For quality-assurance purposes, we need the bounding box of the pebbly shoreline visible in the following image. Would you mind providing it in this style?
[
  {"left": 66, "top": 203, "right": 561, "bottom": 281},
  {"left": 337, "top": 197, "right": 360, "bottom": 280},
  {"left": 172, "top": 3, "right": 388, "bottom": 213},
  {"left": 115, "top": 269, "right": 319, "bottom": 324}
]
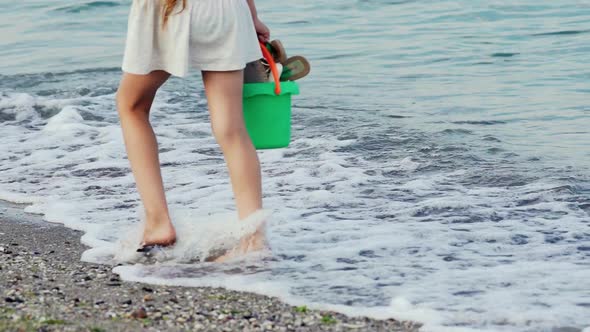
[{"left": 0, "top": 200, "right": 422, "bottom": 331}]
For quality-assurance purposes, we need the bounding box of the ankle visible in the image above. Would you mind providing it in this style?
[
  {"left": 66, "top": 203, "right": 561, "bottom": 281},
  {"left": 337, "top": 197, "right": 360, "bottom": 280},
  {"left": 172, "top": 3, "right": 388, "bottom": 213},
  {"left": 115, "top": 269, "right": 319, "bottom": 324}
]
[
  {"left": 144, "top": 210, "right": 171, "bottom": 226},
  {"left": 238, "top": 206, "right": 263, "bottom": 221}
]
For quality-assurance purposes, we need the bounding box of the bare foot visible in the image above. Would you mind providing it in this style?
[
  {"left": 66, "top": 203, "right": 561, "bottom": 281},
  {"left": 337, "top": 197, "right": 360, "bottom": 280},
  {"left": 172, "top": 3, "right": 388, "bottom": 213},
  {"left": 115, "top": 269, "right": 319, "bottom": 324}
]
[
  {"left": 141, "top": 220, "right": 176, "bottom": 248},
  {"left": 213, "top": 227, "right": 267, "bottom": 263}
]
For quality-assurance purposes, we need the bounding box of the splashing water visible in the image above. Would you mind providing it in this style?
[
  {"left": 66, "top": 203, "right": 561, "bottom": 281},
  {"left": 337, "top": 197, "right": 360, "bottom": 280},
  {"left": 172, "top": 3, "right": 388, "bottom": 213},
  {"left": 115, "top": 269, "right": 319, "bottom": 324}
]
[{"left": 1, "top": 1, "right": 590, "bottom": 331}]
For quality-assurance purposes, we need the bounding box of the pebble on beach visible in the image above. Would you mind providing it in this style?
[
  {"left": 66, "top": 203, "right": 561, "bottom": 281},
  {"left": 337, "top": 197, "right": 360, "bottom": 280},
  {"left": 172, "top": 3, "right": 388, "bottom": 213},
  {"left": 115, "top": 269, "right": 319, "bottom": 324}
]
[{"left": 0, "top": 203, "right": 422, "bottom": 331}]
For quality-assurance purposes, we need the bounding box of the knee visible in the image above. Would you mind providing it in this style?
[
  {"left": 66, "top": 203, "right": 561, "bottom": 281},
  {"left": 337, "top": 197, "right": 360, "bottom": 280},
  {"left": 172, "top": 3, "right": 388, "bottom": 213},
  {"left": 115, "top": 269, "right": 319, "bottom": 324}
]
[
  {"left": 115, "top": 90, "right": 150, "bottom": 117},
  {"left": 211, "top": 121, "right": 250, "bottom": 148}
]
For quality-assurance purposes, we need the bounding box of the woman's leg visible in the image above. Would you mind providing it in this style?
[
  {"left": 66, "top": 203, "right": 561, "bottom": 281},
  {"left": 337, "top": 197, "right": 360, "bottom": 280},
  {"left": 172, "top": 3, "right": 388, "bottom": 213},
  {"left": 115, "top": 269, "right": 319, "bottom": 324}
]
[
  {"left": 116, "top": 70, "right": 176, "bottom": 247},
  {"left": 201, "top": 70, "right": 263, "bottom": 219},
  {"left": 202, "top": 70, "right": 265, "bottom": 261}
]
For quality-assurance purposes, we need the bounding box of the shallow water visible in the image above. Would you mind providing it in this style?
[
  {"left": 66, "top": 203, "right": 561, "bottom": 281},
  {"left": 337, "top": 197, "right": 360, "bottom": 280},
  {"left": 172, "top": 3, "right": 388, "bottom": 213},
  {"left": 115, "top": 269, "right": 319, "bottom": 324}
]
[{"left": 1, "top": 1, "right": 589, "bottom": 331}]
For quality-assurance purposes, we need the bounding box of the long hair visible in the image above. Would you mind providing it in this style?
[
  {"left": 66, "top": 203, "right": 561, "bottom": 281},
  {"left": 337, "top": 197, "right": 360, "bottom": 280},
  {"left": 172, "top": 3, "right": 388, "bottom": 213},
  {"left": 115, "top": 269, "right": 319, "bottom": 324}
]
[{"left": 162, "top": 0, "right": 186, "bottom": 27}]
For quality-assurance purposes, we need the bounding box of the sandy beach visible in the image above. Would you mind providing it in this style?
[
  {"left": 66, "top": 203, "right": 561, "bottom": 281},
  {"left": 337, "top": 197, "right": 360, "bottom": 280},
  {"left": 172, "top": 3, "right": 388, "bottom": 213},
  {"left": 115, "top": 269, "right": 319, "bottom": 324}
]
[{"left": 0, "top": 200, "right": 421, "bottom": 332}]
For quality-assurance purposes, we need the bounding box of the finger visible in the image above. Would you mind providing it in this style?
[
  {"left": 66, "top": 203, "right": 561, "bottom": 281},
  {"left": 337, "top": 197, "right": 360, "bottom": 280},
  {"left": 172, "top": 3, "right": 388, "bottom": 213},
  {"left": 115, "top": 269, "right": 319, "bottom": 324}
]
[{"left": 258, "top": 34, "right": 269, "bottom": 43}]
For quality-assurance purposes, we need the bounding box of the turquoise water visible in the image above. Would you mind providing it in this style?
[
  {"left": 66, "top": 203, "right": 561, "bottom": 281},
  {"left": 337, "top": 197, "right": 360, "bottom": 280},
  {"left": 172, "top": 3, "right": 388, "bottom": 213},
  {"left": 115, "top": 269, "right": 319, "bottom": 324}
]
[
  {"left": 1, "top": 1, "right": 589, "bottom": 331},
  {"left": 2, "top": 1, "right": 589, "bottom": 167}
]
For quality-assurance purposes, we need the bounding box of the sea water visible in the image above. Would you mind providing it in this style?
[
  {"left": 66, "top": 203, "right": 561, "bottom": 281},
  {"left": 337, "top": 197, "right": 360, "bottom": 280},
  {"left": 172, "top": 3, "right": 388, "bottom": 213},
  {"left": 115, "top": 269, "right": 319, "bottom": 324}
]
[{"left": 1, "top": 1, "right": 589, "bottom": 331}]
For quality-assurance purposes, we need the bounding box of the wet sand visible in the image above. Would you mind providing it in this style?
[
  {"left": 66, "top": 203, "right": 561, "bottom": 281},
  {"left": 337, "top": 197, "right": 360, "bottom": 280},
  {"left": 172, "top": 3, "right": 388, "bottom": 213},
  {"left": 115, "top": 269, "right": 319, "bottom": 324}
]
[{"left": 0, "top": 200, "right": 422, "bottom": 331}]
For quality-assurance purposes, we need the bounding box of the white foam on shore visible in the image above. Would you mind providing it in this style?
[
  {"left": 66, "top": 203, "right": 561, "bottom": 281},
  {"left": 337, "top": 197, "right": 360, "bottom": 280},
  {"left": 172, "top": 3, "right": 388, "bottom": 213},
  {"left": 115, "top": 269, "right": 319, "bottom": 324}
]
[
  {"left": 106, "top": 209, "right": 271, "bottom": 264},
  {"left": 1, "top": 89, "right": 589, "bottom": 331}
]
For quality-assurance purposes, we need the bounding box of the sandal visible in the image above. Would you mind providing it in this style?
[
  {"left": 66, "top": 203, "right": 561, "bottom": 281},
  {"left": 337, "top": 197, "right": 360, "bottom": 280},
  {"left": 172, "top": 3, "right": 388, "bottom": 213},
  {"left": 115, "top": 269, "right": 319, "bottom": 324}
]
[
  {"left": 280, "top": 56, "right": 311, "bottom": 81},
  {"left": 269, "top": 40, "right": 288, "bottom": 64}
]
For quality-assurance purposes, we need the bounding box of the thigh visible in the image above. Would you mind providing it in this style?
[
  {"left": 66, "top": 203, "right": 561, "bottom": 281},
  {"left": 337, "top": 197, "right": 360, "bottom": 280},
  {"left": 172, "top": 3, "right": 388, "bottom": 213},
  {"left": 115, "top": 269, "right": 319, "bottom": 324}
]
[
  {"left": 117, "top": 70, "right": 171, "bottom": 111},
  {"left": 201, "top": 70, "right": 245, "bottom": 128}
]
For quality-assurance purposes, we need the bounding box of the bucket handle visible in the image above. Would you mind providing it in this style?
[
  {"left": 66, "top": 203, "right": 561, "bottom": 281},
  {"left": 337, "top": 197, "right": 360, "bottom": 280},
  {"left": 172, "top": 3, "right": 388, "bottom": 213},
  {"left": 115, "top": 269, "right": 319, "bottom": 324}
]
[{"left": 259, "top": 41, "right": 281, "bottom": 95}]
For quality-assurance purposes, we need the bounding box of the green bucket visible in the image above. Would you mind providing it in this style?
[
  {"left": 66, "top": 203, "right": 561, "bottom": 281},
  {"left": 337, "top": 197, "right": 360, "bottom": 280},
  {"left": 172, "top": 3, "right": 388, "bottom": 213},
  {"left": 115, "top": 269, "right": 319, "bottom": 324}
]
[{"left": 243, "top": 81, "right": 300, "bottom": 149}]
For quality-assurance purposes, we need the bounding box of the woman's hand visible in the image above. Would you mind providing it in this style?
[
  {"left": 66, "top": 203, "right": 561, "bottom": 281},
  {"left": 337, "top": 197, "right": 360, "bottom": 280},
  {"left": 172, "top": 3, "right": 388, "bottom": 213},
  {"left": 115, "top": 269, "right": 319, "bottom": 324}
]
[{"left": 254, "top": 18, "right": 270, "bottom": 43}]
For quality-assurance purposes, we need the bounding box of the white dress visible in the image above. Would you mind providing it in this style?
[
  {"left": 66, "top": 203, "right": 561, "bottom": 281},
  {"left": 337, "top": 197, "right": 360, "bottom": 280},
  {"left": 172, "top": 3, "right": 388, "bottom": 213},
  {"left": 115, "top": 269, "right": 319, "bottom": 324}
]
[{"left": 122, "top": 0, "right": 263, "bottom": 77}]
